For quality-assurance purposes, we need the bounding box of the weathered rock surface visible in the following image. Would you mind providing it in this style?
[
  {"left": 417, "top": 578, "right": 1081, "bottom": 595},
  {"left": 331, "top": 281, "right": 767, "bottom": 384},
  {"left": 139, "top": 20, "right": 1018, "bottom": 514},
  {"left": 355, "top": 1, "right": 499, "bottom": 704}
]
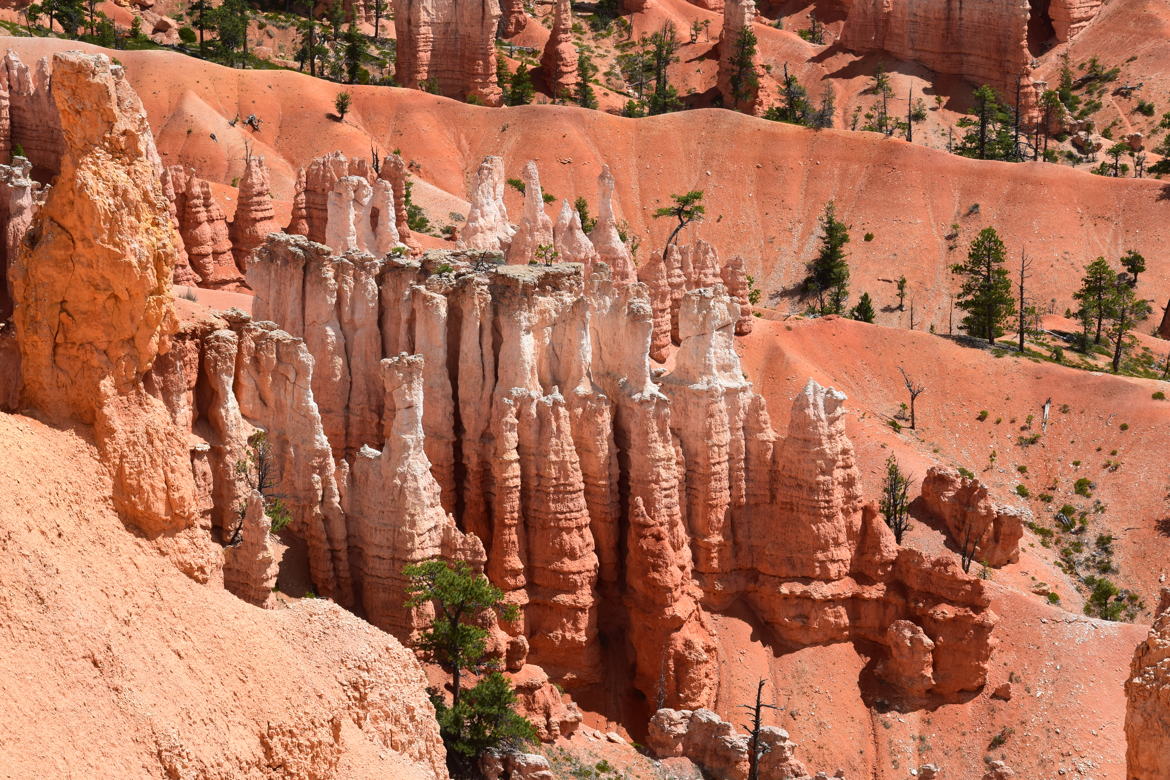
[
  {"left": 3, "top": 51, "right": 64, "bottom": 179},
  {"left": 506, "top": 160, "right": 554, "bottom": 265},
  {"left": 222, "top": 490, "right": 278, "bottom": 607},
  {"left": 588, "top": 165, "right": 635, "bottom": 283},
  {"left": 499, "top": 0, "right": 528, "bottom": 37},
  {"left": 647, "top": 708, "right": 812, "bottom": 780},
  {"left": 1126, "top": 588, "right": 1170, "bottom": 780},
  {"left": 459, "top": 155, "right": 514, "bottom": 252},
  {"left": 0, "top": 156, "right": 47, "bottom": 321},
  {"left": 286, "top": 151, "right": 375, "bottom": 245},
  {"left": 378, "top": 151, "right": 414, "bottom": 246},
  {"left": 11, "top": 52, "right": 195, "bottom": 537},
  {"left": 394, "top": 0, "right": 503, "bottom": 105},
  {"left": 920, "top": 466, "right": 1026, "bottom": 567},
  {"left": 553, "top": 197, "right": 599, "bottom": 268},
  {"left": 167, "top": 165, "right": 246, "bottom": 290},
  {"left": 541, "top": 0, "right": 579, "bottom": 98},
  {"left": 228, "top": 154, "right": 281, "bottom": 271},
  {"left": 325, "top": 175, "right": 401, "bottom": 256}
]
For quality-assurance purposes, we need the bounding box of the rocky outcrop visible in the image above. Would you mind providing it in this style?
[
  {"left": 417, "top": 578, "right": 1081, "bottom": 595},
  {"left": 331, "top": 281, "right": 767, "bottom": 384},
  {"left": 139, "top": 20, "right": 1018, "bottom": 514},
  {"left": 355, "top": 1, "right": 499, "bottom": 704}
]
[
  {"left": 720, "top": 254, "right": 753, "bottom": 335},
  {"left": 286, "top": 151, "right": 374, "bottom": 245},
  {"left": 588, "top": 165, "right": 635, "bottom": 283},
  {"left": 223, "top": 490, "right": 278, "bottom": 607},
  {"left": 242, "top": 237, "right": 997, "bottom": 705},
  {"left": 482, "top": 751, "right": 553, "bottom": 780},
  {"left": 167, "top": 165, "right": 246, "bottom": 290},
  {"left": 647, "top": 708, "right": 812, "bottom": 780},
  {"left": 717, "top": 0, "right": 763, "bottom": 114},
  {"left": 1126, "top": 588, "right": 1170, "bottom": 780},
  {"left": 160, "top": 165, "right": 197, "bottom": 286},
  {"left": 1050, "top": 0, "right": 1105, "bottom": 42},
  {"left": 229, "top": 154, "right": 281, "bottom": 271},
  {"left": 919, "top": 466, "right": 1026, "bottom": 567},
  {"left": 378, "top": 152, "right": 414, "bottom": 247},
  {"left": 325, "top": 175, "right": 401, "bottom": 256},
  {"left": 541, "top": 0, "right": 579, "bottom": 99},
  {"left": 4, "top": 51, "right": 64, "bottom": 179},
  {"left": 553, "top": 197, "right": 599, "bottom": 268},
  {"left": 838, "top": 0, "right": 1037, "bottom": 111},
  {"left": 507, "top": 664, "right": 582, "bottom": 741},
  {"left": 347, "top": 353, "right": 485, "bottom": 637},
  {"left": 459, "top": 155, "right": 514, "bottom": 252},
  {"left": 0, "top": 156, "right": 47, "bottom": 321},
  {"left": 11, "top": 52, "right": 195, "bottom": 537},
  {"left": 500, "top": 0, "right": 528, "bottom": 37},
  {"left": 394, "top": 0, "right": 503, "bottom": 105},
  {"left": 506, "top": 160, "right": 554, "bottom": 265}
]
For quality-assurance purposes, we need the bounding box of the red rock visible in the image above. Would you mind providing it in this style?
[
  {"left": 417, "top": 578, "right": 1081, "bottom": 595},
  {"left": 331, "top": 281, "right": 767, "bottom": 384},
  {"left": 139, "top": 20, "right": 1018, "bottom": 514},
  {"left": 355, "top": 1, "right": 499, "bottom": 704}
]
[
  {"left": 228, "top": 154, "right": 281, "bottom": 272},
  {"left": 378, "top": 152, "right": 414, "bottom": 247},
  {"left": 717, "top": 0, "right": 764, "bottom": 114},
  {"left": 394, "top": 0, "right": 503, "bottom": 106},
  {"left": 222, "top": 490, "right": 278, "bottom": 607},
  {"left": 1126, "top": 588, "right": 1170, "bottom": 779},
  {"left": 0, "top": 156, "right": 47, "bottom": 321},
  {"left": 506, "top": 160, "right": 554, "bottom": 265},
  {"left": 920, "top": 465, "right": 1026, "bottom": 567},
  {"left": 541, "top": 0, "right": 579, "bottom": 99},
  {"left": 168, "top": 165, "right": 245, "bottom": 290}
]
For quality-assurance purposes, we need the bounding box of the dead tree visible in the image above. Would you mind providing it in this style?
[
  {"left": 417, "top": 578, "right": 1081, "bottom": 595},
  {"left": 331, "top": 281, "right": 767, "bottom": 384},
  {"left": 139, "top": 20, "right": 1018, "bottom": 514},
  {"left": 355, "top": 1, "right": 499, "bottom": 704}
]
[
  {"left": 959, "top": 521, "right": 985, "bottom": 573},
  {"left": 739, "top": 679, "right": 780, "bottom": 780},
  {"left": 898, "top": 366, "right": 926, "bottom": 429},
  {"left": 1017, "top": 249, "right": 1033, "bottom": 353}
]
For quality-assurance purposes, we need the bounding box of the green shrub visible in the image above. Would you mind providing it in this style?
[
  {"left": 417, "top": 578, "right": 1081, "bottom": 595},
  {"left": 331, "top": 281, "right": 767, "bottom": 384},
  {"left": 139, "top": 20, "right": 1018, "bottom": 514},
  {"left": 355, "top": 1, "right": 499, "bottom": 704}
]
[
  {"left": 1153, "top": 391, "right": 1166, "bottom": 400},
  {"left": 1120, "top": 422, "right": 1130, "bottom": 431},
  {"left": 1074, "top": 478, "right": 1094, "bottom": 498},
  {"left": 977, "top": 410, "right": 989, "bottom": 421},
  {"left": 1015, "top": 484, "right": 1030, "bottom": 498}
]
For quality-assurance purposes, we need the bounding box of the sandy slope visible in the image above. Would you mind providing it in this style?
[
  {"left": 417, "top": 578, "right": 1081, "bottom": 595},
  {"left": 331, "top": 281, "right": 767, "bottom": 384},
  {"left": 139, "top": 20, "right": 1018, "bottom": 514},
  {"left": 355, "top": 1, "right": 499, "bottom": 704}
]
[
  {"left": 0, "top": 412, "right": 444, "bottom": 779},
  {"left": 4, "top": 37, "right": 1169, "bottom": 337}
]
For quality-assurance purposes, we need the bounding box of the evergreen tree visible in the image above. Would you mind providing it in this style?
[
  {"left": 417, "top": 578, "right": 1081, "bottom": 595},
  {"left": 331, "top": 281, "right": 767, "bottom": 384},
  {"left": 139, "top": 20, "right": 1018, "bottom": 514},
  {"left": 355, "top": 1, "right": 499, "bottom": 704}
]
[
  {"left": 404, "top": 560, "right": 535, "bottom": 776},
  {"left": 1105, "top": 276, "right": 1151, "bottom": 373},
  {"left": 850, "top": 291, "right": 875, "bottom": 323},
  {"left": 576, "top": 51, "right": 599, "bottom": 109},
  {"left": 507, "top": 61, "right": 535, "bottom": 105},
  {"left": 811, "top": 84, "right": 835, "bottom": 129},
  {"left": 342, "top": 22, "right": 370, "bottom": 84},
  {"left": 333, "top": 91, "right": 351, "bottom": 120},
  {"left": 954, "top": 85, "right": 1018, "bottom": 161},
  {"left": 951, "top": 227, "right": 1015, "bottom": 345},
  {"left": 727, "top": 25, "right": 759, "bottom": 109},
  {"left": 213, "top": 0, "right": 249, "bottom": 67},
  {"left": 1122, "top": 249, "right": 1146, "bottom": 285},
  {"left": 880, "top": 455, "right": 912, "bottom": 543},
  {"left": 646, "top": 23, "right": 681, "bottom": 115},
  {"left": 574, "top": 196, "right": 596, "bottom": 233},
  {"left": 764, "top": 64, "right": 811, "bottom": 126},
  {"left": 189, "top": 0, "right": 212, "bottom": 56},
  {"left": 1073, "top": 257, "right": 1116, "bottom": 346},
  {"left": 652, "top": 190, "right": 705, "bottom": 261},
  {"left": 803, "top": 201, "right": 850, "bottom": 315}
]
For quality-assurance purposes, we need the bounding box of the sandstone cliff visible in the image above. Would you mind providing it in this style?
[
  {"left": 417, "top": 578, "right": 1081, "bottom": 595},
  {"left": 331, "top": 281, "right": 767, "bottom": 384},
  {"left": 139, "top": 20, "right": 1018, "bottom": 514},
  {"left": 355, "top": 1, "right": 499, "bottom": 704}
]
[
  {"left": 394, "top": 0, "right": 503, "bottom": 105},
  {"left": 1126, "top": 588, "right": 1170, "bottom": 779},
  {"left": 229, "top": 154, "right": 282, "bottom": 271},
  {"left": 10, "top": 52, "right": 195, "bottom": 537}
]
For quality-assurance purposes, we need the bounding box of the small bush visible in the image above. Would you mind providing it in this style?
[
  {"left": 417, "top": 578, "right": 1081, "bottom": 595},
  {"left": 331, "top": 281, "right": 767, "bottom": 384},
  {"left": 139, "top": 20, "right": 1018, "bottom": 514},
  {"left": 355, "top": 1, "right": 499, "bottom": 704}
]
[
  {"left": 988, "top": 726, "right": 1014, "bottom": 750},
  {"left": 1074, "top": 478, "right": 1094, "bottom": 498},
  {"left": 1016, "top": 464, "right": 1028, "bottom": 474},
  {"left": 1046, "top": 591, "right": 1061, "bottom": 605},
  {"left": 1016, "top": 484, "right": 1030, "bottom": 498},
  {"left": 1120, "top": 422, "right": 1130, "bottom": 431},
  {"left": 1154, "top": 391, "right": 1166, "bottom": 400},
  {"left": 958, "top": 466, "right": 976, "bottom": 480},
  {"left": 977, "top": 410, "right": 989, "bottom": 421},
  {"left": 864, "top": 232, "right": 875, "bottom": 242}
]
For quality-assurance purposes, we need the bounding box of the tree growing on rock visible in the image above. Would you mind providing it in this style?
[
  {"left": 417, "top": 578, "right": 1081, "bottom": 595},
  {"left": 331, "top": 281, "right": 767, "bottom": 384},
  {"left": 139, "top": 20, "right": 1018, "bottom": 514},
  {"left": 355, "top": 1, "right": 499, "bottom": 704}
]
[
  {"left": 952, "top": 227, "right": 1015, "bottom": 345},
  {"left": 880, "top": 455, "right": 912, "bottom": 543},
  {"left": 727, "top": 25, "right": 760, "bottom": 110},
  {"left": 803, "top": 201, "right": 850, "bottom": 315},
  {"left": 653, "top": 190, "right": 705, "bottom": 261},
  {"left": 404, "top": 560, "right": 535, "bottom": 775}
]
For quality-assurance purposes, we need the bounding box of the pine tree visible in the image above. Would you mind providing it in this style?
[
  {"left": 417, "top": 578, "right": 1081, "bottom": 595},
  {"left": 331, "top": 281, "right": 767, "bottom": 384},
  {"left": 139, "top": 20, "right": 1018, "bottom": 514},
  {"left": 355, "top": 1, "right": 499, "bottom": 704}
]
[
  {"left": 1105, "top": 275, "right": 1151, "bottom": 373},
  {"left": 646, "top": 23, "right": 682, "bottom": 115},
  {"left": 1073, "top": 257, "right": 1116, "bottom": 346},
  {"left": 954, "top": 85, "right": 1018, "bottom": 161},
  {"left": 576, "top": 51, "right": 599, "bottom": 109},
  {"left": 803, "top": 202, "right": 850, "bottom": 315},
  {"left": 342, "top": 22, "right": 370, "bottom": 84},
  {"left": 404, "top": 560, "right": 535, "bottom": 775},
  {"left": 507, "top": 62, "right": 535, "bottom": 106},
  {"left": 951, "top": 226, "right": 1015, "bottom": 345},
  {"left": 764, "top": 64, "right": 811, "bottom": 126},
  {"left": 652, "top": 190, "right": 705, "bottom": 261},
  {"left": 727, "top": 25, "right": 759, "bottom": 110},
  {"left": 880, "top": 455, "right": 912, "bottom": 543},
  {"left": 1121, "top": 249, "right": 1146, "bottom": 286},
  {"left": 850, "top": 291, "right": 875, "bottom": 323}
]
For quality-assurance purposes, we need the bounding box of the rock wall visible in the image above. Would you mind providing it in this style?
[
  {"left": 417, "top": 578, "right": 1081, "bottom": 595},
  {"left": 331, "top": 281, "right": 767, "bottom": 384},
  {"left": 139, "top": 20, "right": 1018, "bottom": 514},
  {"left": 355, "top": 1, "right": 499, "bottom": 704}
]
[
  {"left": 10, "top": 52, "right": 195, "bottom": 537},
  {"left": 241, "top": 233, "right": 997, "bottom": 706},
  {"left": 459, "top": 154, "right": 514, "bottom": 252},
  {"left": 1126, "top": 588, "right": 1170, "bottom": 779},
  {"left": 837, "top": 0, "right": 1036, "bottom": 109},
  {"left": 394, "top": 0, "right": 503, "bottom": 106},
  {"left": 717, "top": 0, "right": 763, "bottom": 114},
  {"left": 1050, "top": 0, "right": 1105, "bottom": 41},
  {"left": 647, "top": 707, "right": 812, "bottom": 780},
  {"left": 919, "top": 466, "right": 1027, "bottom": 568},
  {"left": 541, "top": 0, "right": 578, "bottom": 99},
  {"left": 0, "top": 156, "right": 46, "bottom": 321},
  {"left": 166, "top": 165, "right": 246, "bottom": 290},
  {"left": 3, "top": 51, "right": 64, "bottom": 180}
]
